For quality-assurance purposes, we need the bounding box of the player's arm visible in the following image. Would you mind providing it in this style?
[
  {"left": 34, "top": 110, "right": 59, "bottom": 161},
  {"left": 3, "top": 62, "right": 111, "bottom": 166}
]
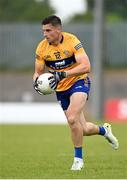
[
  {"left": 66, "top": 51, "right": 91, "bottom": 77},
  {"left": 33, "top": 43, "right": 46, "bottom": 94},
  {"left": 33, "top": 41, "right": 46, "bottom": 82},
  {"left": 33, "top": 41, "right": 56, "bottom": 93},
  {"left": 49, "top": 52, "right": 90, "bottom": 84},
  {"left": 66, "top": 36, "right": 91, "bottom": 77},
  {"left": 33, "top": 62, "right": 45, "bottom": 82}
]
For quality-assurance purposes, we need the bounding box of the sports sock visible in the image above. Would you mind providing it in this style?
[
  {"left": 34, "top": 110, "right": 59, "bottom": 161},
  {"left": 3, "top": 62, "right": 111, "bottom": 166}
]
[
  {"left": 99, "top": 126, "right": 106, "bottom": 135},
  {"left": 74, "top": 147, "right": 82, "bottom": 159}
]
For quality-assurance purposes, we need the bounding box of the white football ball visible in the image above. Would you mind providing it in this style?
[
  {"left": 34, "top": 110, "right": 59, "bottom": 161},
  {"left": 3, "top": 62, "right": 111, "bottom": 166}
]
[{"left": 37, "top": 73, "right": 55, "bottom": 95}]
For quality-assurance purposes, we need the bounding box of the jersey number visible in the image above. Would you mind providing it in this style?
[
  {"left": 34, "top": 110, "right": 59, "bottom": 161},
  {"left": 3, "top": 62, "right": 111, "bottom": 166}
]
[{"left": 54, "top": 52, "right": 61, "bottom": 59}]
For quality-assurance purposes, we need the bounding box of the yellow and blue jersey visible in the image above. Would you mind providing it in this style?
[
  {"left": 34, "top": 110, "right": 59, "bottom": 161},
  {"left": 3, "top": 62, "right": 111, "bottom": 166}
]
[{"left": 35, "top": 32, "right": 88, "bottom": 92}]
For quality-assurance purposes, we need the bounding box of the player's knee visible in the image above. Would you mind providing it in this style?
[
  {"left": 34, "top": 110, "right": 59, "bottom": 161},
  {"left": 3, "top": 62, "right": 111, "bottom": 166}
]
[{"left": 66, "top": 112, "right": 76, "bottom": 126}]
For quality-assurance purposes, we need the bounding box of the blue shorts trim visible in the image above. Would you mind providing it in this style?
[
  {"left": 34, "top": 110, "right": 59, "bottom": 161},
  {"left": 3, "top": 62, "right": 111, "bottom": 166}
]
[{"left": 56, "top": 77, "right": 91, "bottom": 110}]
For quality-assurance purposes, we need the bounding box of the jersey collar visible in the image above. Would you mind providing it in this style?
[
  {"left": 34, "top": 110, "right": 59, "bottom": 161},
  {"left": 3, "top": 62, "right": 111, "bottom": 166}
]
[
  {"left": 60, "top": 35, "right": 64, "bottom": 43},
  {"left": 49, "top": 35, "right": 64, "bottom": 45}
]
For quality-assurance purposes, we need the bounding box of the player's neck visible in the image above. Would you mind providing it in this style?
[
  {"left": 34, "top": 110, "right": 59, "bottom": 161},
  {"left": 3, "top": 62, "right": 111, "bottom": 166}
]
[{"left": 52, "top": 34, "right": 63, "bottom": 46}]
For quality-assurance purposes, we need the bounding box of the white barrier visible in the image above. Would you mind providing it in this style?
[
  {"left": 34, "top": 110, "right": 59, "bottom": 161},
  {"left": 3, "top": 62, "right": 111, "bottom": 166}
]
[{"left": 0, "top": 103, "right": 67, "bottom": 124}]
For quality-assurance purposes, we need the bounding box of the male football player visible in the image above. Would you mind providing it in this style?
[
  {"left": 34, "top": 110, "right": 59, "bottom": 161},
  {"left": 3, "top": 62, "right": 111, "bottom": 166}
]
[{"left": 33, "top": 15, "right": 119, "bottom": 171}]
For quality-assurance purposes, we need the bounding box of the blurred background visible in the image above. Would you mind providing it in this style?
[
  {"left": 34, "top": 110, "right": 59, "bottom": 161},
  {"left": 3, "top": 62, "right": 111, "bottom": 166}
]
[{"left": 0, "top": 0, "right": 127, "bottom": 123}]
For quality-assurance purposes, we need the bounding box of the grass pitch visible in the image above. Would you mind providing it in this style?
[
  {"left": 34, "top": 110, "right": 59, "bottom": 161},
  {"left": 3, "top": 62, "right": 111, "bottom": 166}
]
[{"left": 0, "top": 123, "right": 127, "bottom": 179}]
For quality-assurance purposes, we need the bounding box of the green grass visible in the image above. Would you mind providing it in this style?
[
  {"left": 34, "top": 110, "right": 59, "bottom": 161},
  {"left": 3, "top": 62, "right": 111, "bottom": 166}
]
[{"left": 0, "top": 123, "right": 127, "bottom": 179}]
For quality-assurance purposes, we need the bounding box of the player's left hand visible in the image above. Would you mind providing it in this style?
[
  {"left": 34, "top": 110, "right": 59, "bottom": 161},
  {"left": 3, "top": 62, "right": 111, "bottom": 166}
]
[
  {"left": 33, "top": 77, "right": 43, "bottom": 95},
  {"left": 49, "top": 70, "right": 67, "bottom": 84}
]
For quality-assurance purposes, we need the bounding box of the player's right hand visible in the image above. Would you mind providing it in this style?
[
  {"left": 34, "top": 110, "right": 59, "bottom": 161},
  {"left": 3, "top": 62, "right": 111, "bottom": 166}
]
[
  {"left": 48, "top": 75, "right": 57, "bottom": 90},
  {"left": 33, "top": 77, "right": 43, "bottom": 95}
]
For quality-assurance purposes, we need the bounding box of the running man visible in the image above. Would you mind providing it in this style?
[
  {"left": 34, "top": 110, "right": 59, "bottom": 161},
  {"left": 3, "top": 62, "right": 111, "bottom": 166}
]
[{"left": 33, "top": 15, "right": 119, "bottom": 171}]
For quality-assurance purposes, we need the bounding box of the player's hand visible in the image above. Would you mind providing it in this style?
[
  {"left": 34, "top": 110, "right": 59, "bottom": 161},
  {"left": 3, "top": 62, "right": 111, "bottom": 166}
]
[
  {"left": 33, "top": 77, "right": 43, "bottom": 95},
  {"left": 49, "top": 70, "right": 67, "bottom": 84},
  {"left": 48, "top": 75, "right": 57, "bottom": 90}
]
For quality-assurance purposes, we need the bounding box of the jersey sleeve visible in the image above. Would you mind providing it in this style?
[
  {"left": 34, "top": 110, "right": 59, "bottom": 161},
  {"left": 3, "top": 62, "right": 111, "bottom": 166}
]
[
  {"left": 35, "top": 42, "right": 45, "bottom": 65},
  {"left": 71, "top": 35, "right": 85, "bottom": 55}
]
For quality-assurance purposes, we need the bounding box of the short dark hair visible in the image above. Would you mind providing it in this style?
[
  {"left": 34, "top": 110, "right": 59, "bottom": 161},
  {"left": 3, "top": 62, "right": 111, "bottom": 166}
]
[{"left": 41, "top": 15, "right": 62, "bottom": 26}]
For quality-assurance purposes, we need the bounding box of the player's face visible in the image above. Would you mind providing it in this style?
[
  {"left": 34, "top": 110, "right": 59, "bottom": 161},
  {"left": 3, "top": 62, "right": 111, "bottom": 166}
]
[{"left": 42, "top": 24, "right": 61, "bottom": 44}]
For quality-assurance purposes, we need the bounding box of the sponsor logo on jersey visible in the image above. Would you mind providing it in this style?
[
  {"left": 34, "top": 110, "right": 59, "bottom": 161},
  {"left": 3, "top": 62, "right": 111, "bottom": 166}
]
[{"left": 55, "top": 60, "right": 65, "bottom": 67}]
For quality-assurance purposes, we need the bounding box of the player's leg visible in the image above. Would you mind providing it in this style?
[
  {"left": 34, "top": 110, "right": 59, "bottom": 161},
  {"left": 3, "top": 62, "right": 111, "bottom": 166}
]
[
  {"left": 56, "top": 89, "right": 84, "bottom": 170},
  {"left": 65, "top": 94, "right": 84, "bottom": 147},
  {"left": 80, "top": 110, "right": 119, "bottom": 149},
  {"left": 65, "top": 92, "right": 86, "bottom": 170},
  {"left": 80, "top": 111, "right": 100, "bottom": 135}
]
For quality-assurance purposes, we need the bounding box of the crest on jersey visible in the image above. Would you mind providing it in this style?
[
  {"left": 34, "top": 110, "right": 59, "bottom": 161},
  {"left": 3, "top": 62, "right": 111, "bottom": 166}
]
[{"left": 63, "top": 50, "right": 71, "bottom": 58}]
